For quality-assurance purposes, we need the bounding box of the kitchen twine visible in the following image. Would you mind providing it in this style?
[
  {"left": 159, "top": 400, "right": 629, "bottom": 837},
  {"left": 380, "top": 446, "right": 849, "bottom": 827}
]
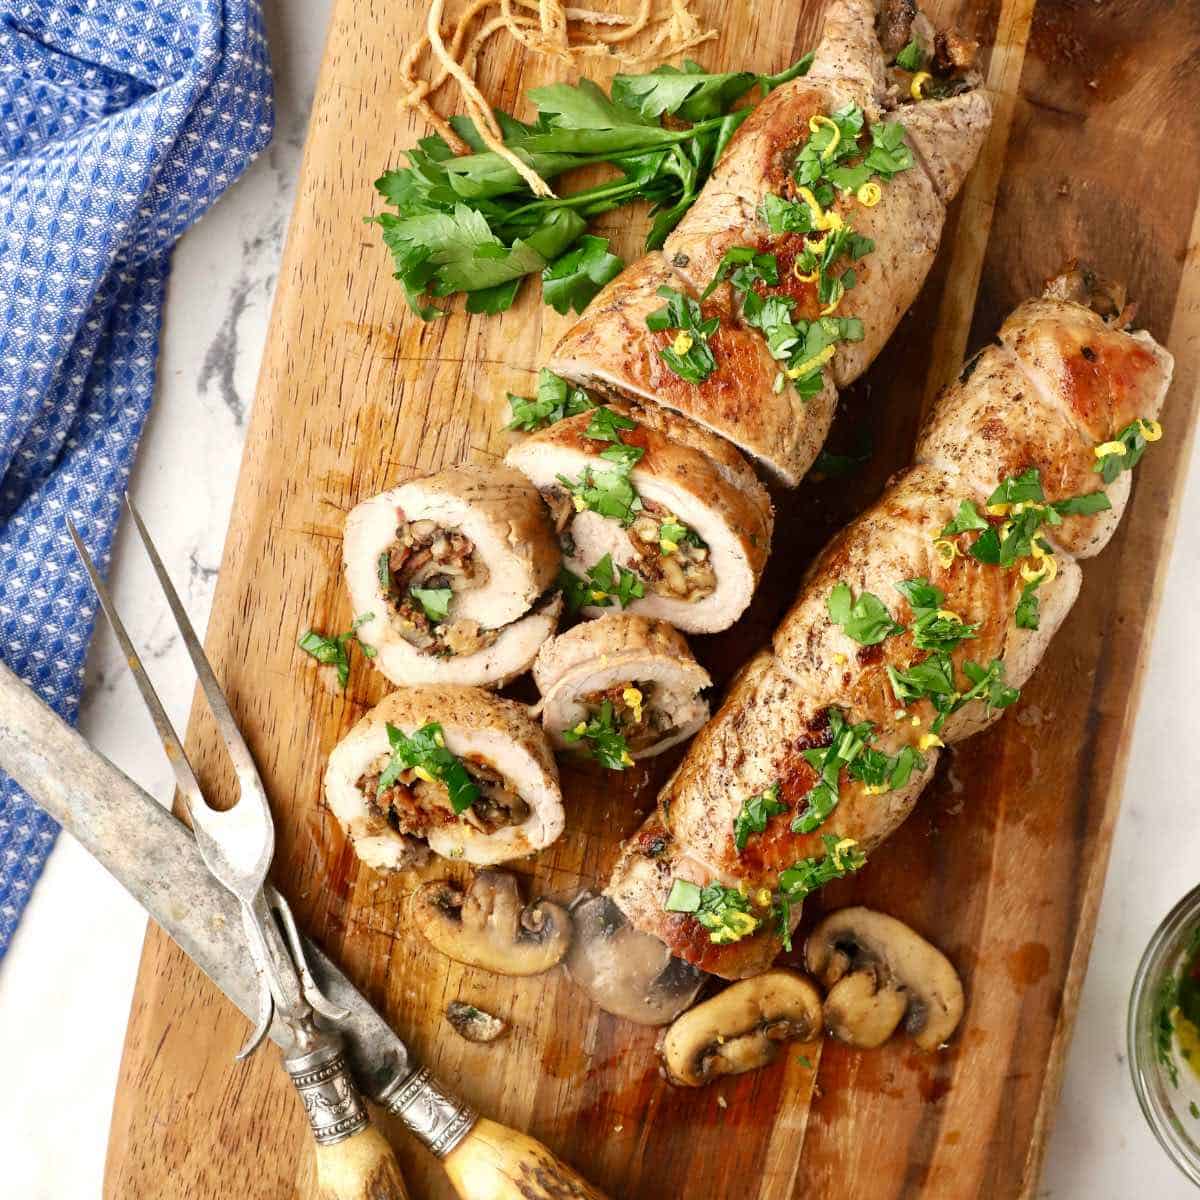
[{"left": 0, "top": 0, "right": 274, "bottom": 955}]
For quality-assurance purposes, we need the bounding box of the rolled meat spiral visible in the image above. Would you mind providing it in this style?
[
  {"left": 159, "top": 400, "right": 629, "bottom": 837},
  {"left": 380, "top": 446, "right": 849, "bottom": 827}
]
[
  {"left": 325, "top": 685, "right": 564, "bottom": 868},
  {"left": 533, "top": 614, "right": 712, "bottom": 762},
  {"left": 505, "top": 405, "right": 773, "bottom": 633},
  {"left": 548, "top": 0, "right": 992, "bottom": 485},
  {"left": 344, "top": 463, "right": 561, "bottom": 688},
  {"left": 605, "top": 275, "right": 1174, "bottom": 980}
]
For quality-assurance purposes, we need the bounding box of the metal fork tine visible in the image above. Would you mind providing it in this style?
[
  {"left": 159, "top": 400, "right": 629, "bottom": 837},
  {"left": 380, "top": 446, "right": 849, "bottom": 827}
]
[
  {"left": 123, "top": 495, "right": 266, "bottom": 800},
  {"left": 66, "top": 518, "right": 208, "bottom": 821}
]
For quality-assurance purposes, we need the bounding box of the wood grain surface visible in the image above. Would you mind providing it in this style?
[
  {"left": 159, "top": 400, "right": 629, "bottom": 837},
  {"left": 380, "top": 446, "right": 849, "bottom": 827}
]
[{"left": 103, "top": 1, "right": 1200, "bottom": 1197}]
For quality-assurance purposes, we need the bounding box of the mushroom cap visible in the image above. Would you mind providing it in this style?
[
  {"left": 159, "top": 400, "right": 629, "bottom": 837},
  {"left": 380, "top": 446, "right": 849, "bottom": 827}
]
[
  {"left": 446, "top": 1001, "right": 507, "bottom": 1043},
  {"left": 805, "top": 906, "right": 965, "bottom": 1051},
  {"left": 564, "top": 894, "right": 705, "bottom": 1026},
  {"left": 411, "top": 870, "right": 572, "bottom": 977},
  {"left": 822, "top": 969, "right": 908, "bottom": 1049},
  {"left": 658, "top": 968, "right": 823, "bottom": 1087}
]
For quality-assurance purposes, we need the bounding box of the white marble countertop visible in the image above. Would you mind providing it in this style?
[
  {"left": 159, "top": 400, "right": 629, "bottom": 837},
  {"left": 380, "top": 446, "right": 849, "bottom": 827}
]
[{"left": 1, "top": 2, "right": 1198, "bottom": 1197}]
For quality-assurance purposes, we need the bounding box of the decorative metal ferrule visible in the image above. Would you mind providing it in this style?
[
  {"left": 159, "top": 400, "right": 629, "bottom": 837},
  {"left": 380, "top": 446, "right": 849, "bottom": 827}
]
[
  {"left": 284, "top": 1040, "right": 369, "bottom": 1146},
  {"left": 379, "top": 1066, "right": 477, "bottom": 1157}
]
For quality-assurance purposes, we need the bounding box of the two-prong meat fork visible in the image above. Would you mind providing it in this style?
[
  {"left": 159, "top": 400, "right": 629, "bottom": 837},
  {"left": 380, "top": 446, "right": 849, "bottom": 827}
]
[{"left": 68, "top": 499, "right": 411, "bottom": 1200}]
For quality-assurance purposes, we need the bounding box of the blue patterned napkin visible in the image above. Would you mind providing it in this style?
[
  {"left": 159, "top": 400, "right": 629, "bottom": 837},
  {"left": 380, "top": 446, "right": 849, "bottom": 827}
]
[{"left": 0, "top": 1, "right": 273, "bottom": 954}]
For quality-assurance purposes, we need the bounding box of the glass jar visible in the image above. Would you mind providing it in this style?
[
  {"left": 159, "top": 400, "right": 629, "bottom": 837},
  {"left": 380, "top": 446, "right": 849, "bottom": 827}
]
[{"left": 1129, "top": 882, "right": 1200, "bottom": 1188}]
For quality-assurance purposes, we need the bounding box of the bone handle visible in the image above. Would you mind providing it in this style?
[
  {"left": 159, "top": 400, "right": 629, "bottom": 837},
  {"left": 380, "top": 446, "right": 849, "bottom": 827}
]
[
  {"left": 382, "top": 1067, "right": 609, "bottom": 1199},
  {"left": 314, "top": 1126, "right": 409, "bottom": 1200},
  {"left": 286, "top": 1040, "right": 408, "bottom": 1200},
  {"left": 441, "top": 1118, "right": 609, "bottom": 1200}
]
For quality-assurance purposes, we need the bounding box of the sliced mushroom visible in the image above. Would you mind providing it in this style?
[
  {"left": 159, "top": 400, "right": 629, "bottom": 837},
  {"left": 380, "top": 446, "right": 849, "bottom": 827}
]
[
  {"left": 658, "top": 969, "right": 823, "bottom": 1088},
  {"left": 446, "top": 1001, "right": 507, "bottom": 1043},
  {"left": 805, "top": 907, "right": 965, "bottom": 1052},
  {"left": 565, "top": 893, "right": 705, "bottom": 1026},
  {"left": 411, "top": 870, "right": 571, "bottom": 976}
]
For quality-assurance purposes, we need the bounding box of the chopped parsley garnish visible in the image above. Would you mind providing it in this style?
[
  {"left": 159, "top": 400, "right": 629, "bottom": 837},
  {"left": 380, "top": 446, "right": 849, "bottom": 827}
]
[
  {"left": 791, "top": 709, "right": 925, "bottom": 834},
  {"left": 665, "top": 879, "right": 761, "bottom": 944},
  {"left": 827, "top": 581, "right": 904, "bottom": 645},
  {"left": 556, "top": 465, "right": 642, "bottom": 525},
  {"left": 298, "top": 612, "right": 376, "bottom": 690},
  {"left": 558, "top": 554, "right": 645, "bottom": 613},
  {"left": 409, "top": 586, "right": 453, "bottom": 623},
  {"left": 773, "top": 834, "right": 866, "bottom": 947},
  {"left": 941, "top": 470, "right": 1112, "bottom": 571},
  {"left": 378, "top": 721, "right": 479, "bottom": 814},
  {"left": 895, "top": 39, "right": 926, "bottom": 71},
  {"left": 887, "top": 654, "right": 1019, "bottom": 732},
  {"left": 541, "top": 234, "right": 624, "bottom": 315},
  {"left": 792, "top": 103, "right": 913, "bottom": 199},
  {"left": 700, "top": 246, "right": 779, "bottom": 299},
  {"left": 658, "top": 517, "right": 691, "bottom": 553},
  {"left": 562, "top": 699, "right": 634, "bottom": 770},
  {"left": 733, "top": 782, "right": 788, "bottom": 851},
  {"left": 1156, "top": 972, "right": 1181, "bottom": 1088},
  {"left": 1094, "top": 419, "right": 1156, "bottom": 484},
  {"left": 646, "top": 286, "right": 720, "bottom": 383},
  {"left": 506, "top": 369, "right": 596, "bottom": 431},
  {"left": 894, "top": 578, "right": 979, "bottom": 651},
  {"left": 1015, "top": 578, "right": 1043, "bottom": 631},
  {"left": 583, "top": 406, "right": 645, "bottom": 470},
  {"left": 940, "top": 499, "right": 989, "bottom": 535}
]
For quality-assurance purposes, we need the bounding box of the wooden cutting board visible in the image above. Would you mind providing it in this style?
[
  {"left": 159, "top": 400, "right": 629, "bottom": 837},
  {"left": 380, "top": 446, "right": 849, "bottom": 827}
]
[{"left": 103, "top": 1, "right": 1200, "bottom": 1196}]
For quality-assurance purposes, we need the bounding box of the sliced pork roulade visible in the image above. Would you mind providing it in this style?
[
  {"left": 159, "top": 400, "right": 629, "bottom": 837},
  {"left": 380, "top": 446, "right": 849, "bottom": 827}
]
[
  {"left": 324, "top": 686, "right": 563, "bottom": 869},
  {"left": 344, "top": 464, "right": 561, "bottom": 688},
  {"left": 532, "top": 614, "right": 712, "bottom": 766},
  {"left": 547, "top": 0, "right": 991, "bottom": 485},
  {"left": 600, "top": 271, "right": 1173, "bottom": 982},
  {"left": 505, "top": 405, "right": 772, "bottom": 633}
]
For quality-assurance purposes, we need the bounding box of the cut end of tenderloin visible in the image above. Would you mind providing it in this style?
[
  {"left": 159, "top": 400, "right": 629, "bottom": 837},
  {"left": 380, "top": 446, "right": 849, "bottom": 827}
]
[
  {"left": 658, "top": 968, "right": 823, "bottom": 1087},
  {"left": 344, "top": 463, "right": 561, "bottom": 688},
  {"left": 412, "top": 870, "right": 573, "bottom": 977},
  {"left": 533, "top": 614, "right": 712, "bottom": 761},
  {"left": 805, "top": 906, "right": 965, "bottom": 1051},
  {"left": 565, "top": 893, "right": 706, "bottom": 1026}
]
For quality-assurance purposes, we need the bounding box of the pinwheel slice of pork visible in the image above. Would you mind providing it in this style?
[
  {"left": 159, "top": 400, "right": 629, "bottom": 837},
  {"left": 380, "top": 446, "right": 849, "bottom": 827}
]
[
  {"left": 344, "top": 463, "right": 561, "bottom": 688},
  {"left": 533, "top": 614, "right": 712, "bottom": 761},
  {"left": 505, "top": 407, "right": 772, "bottom": 634},
  {"left": 324, "top": 686, "right": 563, "bottom": 869}
]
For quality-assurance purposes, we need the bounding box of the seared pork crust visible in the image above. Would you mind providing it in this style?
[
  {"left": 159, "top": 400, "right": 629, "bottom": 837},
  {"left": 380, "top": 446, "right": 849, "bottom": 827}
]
[
  {"left": 548, "top": 0, "right": 992, "bottom": 487},
  {"left": 606, "top": 282, "right": 1174, "bottom": 979}
]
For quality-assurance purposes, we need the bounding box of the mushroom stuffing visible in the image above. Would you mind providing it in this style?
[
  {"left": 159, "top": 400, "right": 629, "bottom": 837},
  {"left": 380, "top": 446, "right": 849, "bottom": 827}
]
[
  {"left": 344, "top": 463, "right": 562, "bottom": 688},
  {"left": 533, "top": 614, "right": 712, "bottom": 766},
  {"left": 324, "top": 686, "right": 564, "bottom": 868}
]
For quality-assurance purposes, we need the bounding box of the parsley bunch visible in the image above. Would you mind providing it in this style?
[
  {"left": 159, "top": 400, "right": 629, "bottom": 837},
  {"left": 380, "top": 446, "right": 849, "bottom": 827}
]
[
  {"left": 371, "top": 56, "right": 813, "bottom": 318},
  {"left": 378, "top": 721, "right": 479, "bottom": 814}
]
